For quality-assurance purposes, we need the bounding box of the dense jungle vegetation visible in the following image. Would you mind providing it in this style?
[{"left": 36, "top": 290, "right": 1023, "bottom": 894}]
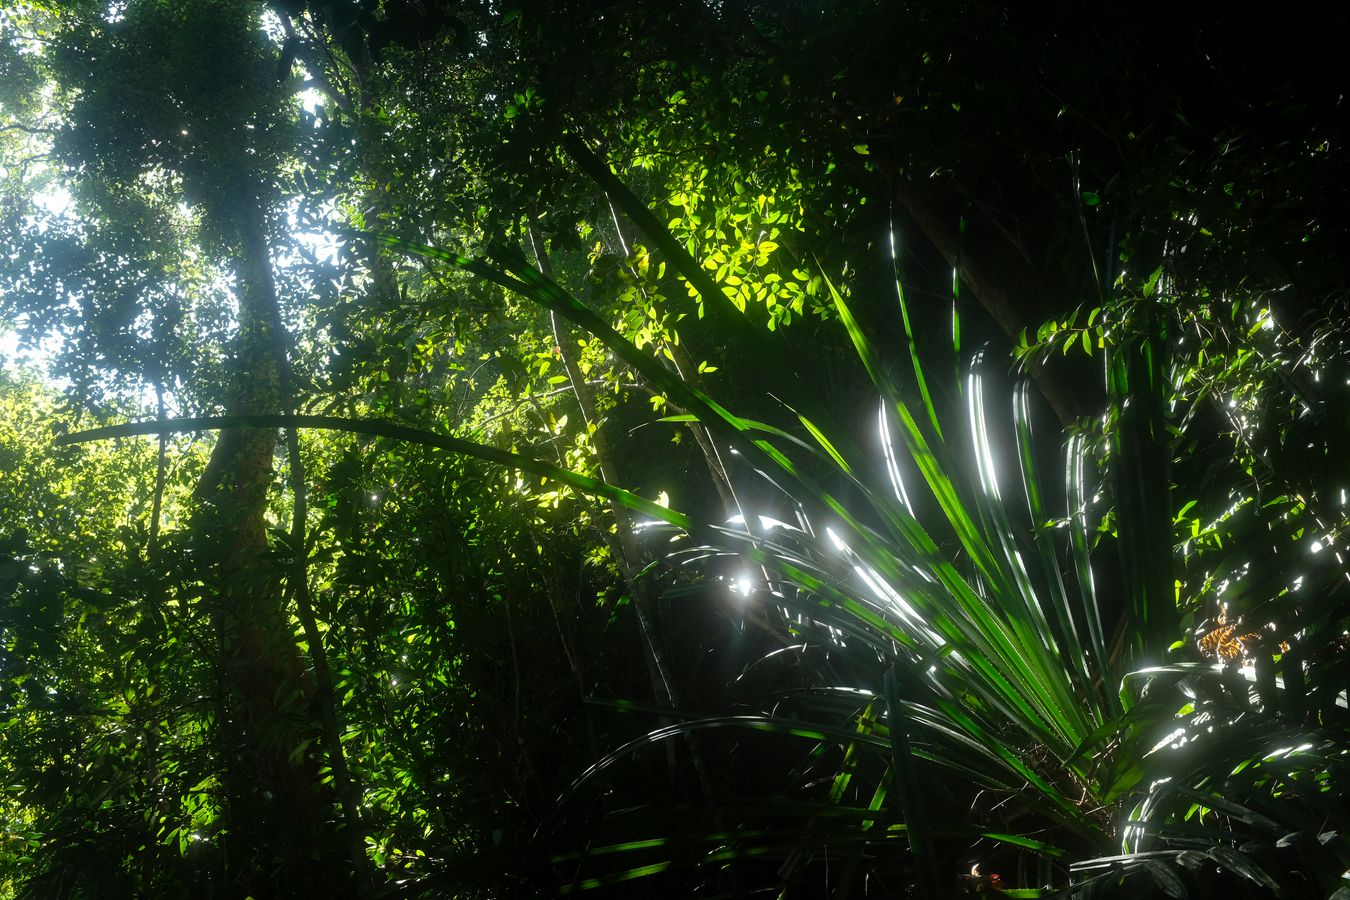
[{"left": 0, "top": 1, "right": 1347, "bottom": 897}]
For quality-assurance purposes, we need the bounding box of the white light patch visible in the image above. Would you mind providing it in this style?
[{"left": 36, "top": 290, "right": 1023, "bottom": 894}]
[
  {"left": 1148, "top": 726, "right": 1188, "bottom": 754},
  {"left": 727, "top": 513, "right": 796, "bottom": 533},
  {"left": 299, "top": 87, "right": 326, "bottom": 116},
  {"left": 825, "top": 527, "right": 847, "bottom": 553},
  {"left": 33, "top": 186, "right": 73, "bottom": 217},
  {"left": 852, "top": 563, "right": 940, "bottom": 644},
  {"left": 278, "top": 196, "right": 342, "bottom": 268},
  {"left": 879, "top": 402, "right": 914, "bottom": 516},
  {"left": 967, "top": 367, "right": 1003, "bottom": 502}
]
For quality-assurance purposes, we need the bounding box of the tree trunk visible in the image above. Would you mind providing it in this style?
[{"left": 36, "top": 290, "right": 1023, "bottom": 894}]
[{"left": 194, "top": 186, "right": 350, "bottom": 896}]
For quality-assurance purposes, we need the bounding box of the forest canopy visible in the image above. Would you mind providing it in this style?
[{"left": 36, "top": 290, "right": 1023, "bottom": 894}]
[{"left": 0, "top": 1, "right": 1347, "bottom": 897}]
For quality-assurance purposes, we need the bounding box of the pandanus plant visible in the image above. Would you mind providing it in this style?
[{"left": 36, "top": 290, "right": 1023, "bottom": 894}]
[
  {"left": 513, "top": 150, "right": 1344, "bottom": 898},
  {"left": 67, "top": 144, "right": 1349, "bottom": 897}
]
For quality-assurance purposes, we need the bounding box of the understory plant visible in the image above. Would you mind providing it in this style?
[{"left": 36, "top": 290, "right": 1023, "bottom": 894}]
[{"left": 462, "top": 164, "right": 1350, "bottom": 897}]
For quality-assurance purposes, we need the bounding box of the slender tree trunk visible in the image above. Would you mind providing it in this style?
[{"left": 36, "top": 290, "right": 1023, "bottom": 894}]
[{"left": 194, "top": 185, "right": 355, "bottom": 896}]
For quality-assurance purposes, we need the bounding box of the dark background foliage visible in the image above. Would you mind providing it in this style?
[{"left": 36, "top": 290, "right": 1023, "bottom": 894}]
[{"left": 0, "top": 1, "right": 1345, "bottom": 897}]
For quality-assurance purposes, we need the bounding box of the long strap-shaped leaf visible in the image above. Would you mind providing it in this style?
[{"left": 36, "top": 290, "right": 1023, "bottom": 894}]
[
  {"left": 56, "top": 414, "right": 691, "bottom": 530},
  {"left": 827, "top": 271, "right": 1086, "bottom": 753},
  {"left": 1014, "top": 382, "right": 1106, "bottom": 720},
  {"left": 1107, "top": 302, "right": 1177, "bottom": 656},
  {"left": 884, "top": 666, "right": 944, "bottom": 900}
]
